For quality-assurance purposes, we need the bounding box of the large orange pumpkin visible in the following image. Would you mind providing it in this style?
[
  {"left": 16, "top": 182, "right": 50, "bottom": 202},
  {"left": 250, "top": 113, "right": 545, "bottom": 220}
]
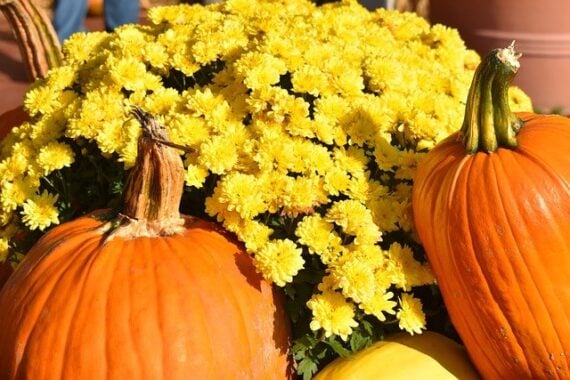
[
  {"left": 0, "top": 109, "right": 293, "bottom": 379},
  {"left": 412, "top": 44, "right": 570, "bottom": 378}
]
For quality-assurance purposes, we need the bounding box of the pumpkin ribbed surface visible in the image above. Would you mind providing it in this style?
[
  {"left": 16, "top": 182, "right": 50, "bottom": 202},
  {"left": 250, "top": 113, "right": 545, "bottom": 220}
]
[
  {"left": 413, "top": 112, "right": 570, "bottom": 378},
  {"left": 0, "top": 212, "right": 292, "bottom": 379},
  {"left": 413, "top": 46, "right": 570, "bottom": 378}
]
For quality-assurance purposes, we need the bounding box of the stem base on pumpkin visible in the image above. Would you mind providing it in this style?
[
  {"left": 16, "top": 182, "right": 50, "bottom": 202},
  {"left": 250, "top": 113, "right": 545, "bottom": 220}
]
[{"left": 97, "top": 214, "right": 190, "bottom": 242}]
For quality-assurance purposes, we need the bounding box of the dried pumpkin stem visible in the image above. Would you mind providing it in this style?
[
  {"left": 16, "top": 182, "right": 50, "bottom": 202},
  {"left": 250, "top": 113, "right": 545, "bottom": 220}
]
[
  {"left": 123, "top": 108, "right": 185, "bottom": 223},
  {"left": 460, "top": 42, "right": 523, "bottom": 154},
  {"left": 0, "top": 0, "right": 62, "bottom": 81}
]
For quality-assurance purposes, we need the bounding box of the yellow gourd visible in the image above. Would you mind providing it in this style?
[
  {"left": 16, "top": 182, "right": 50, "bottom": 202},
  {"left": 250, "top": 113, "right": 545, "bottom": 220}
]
[{"left": 314, "top": 332, "right": 480, "bottom": 380}]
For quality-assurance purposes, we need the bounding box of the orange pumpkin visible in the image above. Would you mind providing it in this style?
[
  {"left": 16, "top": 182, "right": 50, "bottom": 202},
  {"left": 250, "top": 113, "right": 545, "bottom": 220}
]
[
  {"left": 412, "top": 44, "right": 570, "bottom": 378},
  {"left": 0, "top": 106, "right": 28, "bottom": 140},
  {"left": 0, "top": 109, "right": 293, "bottom": 379},
  {"left": 0, "top": 261, "right": 12, "bottom": 288},
  {"left": 87, "top": 0, "right": 104, "bottom": 17}
]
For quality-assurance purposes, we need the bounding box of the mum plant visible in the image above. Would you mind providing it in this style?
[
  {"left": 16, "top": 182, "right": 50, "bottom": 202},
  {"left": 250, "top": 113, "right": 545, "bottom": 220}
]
[{"left": 0, "top": 0, "right": 531, "bottom": 376}]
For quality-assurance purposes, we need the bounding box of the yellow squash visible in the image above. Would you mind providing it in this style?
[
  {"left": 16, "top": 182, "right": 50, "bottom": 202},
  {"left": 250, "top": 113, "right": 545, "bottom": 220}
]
[{"left": 315, "top": 332, "right": 479, "bottom": 380}]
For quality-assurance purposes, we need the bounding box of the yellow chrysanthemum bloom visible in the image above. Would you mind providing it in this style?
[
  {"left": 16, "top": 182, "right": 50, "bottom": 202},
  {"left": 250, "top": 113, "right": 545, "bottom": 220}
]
[
  {"left": 1, "top": 176, "right": 37, "bottom": 211},
  {"left": 253, "top": 239, "right": 304, "bottom": 287},
  {"left": 295, "top": 214, "right": 341, "bottom": 257},
  {"left": 326, "top": 199, "right": 381, "bottom": 246},
  {"left": 397, "top": 293, "right": 427, "bottom": 335},
  {"left": 0, "top": 237, "right": 9, "bottom": 262},
  {"left": 20, "top": 191, "right": 59, "bottom": 231},
  {"left": 36, "top": 142, "right": 75, "bottom": 176},
  {"left": 386, "top": 242, "right": 435, "bottom": 291},
  {"left": 359, "top": 291, "right": 397, "bottom": 322},
  {"left": 307, "top": 290, "right": 359, "bottom": 341}
]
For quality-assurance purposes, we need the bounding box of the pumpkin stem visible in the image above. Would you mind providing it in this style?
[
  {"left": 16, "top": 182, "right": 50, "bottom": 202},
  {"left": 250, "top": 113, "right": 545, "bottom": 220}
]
[
  {"left": 0, "top": 0, "right": 62, "bottom": 81},
  {"left": 460, "top": 41, "right": 523, "bottom": 154},
  {"left": 122, "top": 108, "right": 186, "bottom": 223},
  {"left": 98, "top": 108, "right": 189, "bottom": 242}
]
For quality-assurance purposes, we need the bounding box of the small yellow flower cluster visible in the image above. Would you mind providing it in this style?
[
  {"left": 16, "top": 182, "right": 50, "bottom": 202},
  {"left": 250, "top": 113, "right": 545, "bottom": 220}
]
[{"left": 0, "top": 0, "right": 532, "bottom": 339}]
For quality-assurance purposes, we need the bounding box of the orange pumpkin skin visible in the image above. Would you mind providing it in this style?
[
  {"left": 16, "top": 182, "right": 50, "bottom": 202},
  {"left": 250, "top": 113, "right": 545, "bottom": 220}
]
[
  {"left": 0, "top": 106, "right": 28, "bottom": 140},
  {"left": 0, "top": 212, "right": 293, "bottom": 379},
  {"left": 412, "top": 111, "right": 570, "bottom": 379},
  {"left": 0, "top": 261, "right": 12, "bottom": 289},
  {"left": 87, "top": 0, "right": 104, "bottom": 17}
]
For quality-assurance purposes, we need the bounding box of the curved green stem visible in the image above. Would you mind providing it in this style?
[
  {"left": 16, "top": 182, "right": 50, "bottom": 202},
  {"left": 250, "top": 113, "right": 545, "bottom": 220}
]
[{"left": 460, "top": 42, "right": 523, "bottom": 154}]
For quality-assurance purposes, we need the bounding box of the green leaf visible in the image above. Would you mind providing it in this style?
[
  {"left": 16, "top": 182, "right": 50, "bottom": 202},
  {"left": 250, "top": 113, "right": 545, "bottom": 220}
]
[
  {"left": 297, "top": 356, "right": 319, "bottom": 380},
  {"left": 326, "top": 336, "right": 352, "bottom": 357},
  {"left": 350, "top": 330, "right": 372, "bottom": 352}
]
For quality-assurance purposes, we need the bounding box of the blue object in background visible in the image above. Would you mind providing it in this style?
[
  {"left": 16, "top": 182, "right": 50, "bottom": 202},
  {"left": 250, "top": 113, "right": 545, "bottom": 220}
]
[{"left": 53, "top": 0, "right": 140, "bottom": 43}]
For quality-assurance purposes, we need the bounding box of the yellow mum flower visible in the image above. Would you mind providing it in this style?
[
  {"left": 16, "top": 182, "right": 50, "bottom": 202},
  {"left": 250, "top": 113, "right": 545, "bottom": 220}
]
[
  {"left": 236, "top": 52, "right": 288, "bottom": 90},
  {"left": 234, "top": 219, "right": 273, "bottom": 252},
  {"left": 508, "top": 85, "right": 533, "bottom": 112},
  {"left": 215, "top": 172, "right": 267, "bottom": 219},
  {"left": 0, "top": 147, "right": 32, "bottom": 181},
  {"left": 143, "top": 42, "right": 170, "bottom": 70},
  {"left": 143, "top": 87, "right": 181, "bottom": 116},
  {"left": 367, "top": 196, "right": 403, "bottom": 232},
  {"left": 307, "top": 290, "right": 358, "bottom": 341},
  {"left": 199, "top": 136, "right": 238, "bottom": 174},
  {"left": 167, "top": 114, "right": 211, "bottom": 147},
  {"left": 279, "top": 176, "right": 328, "bottom": 217},
  {"left": 326, "top": 199, "right": 381, "bottom": 246},
  {"left": 0, "top": 237, "right": 9, "bottom": 262},
  {"left": 323, "top": 167, "right": 351, "bottom": 196},
  {"left": 295, "top": 214, "right": 344, "bottom": 263},
  {"left": 397, "top": 293, "right": 427, "bottom": 335},
  {"left": 331, "top": 258, "right": 376, "bottom": 304},
  {"left": 111, "top": 25, "right": 150, "bottom": 59},
  {"left": 253, "top": 239, "right": 304, "bottom": 286},
  {"left": 186, "top": 87, "right": 224, "bottom": 118},
  {"left": 29, "top": 114, "right": 68, "bottom": 148},
  {"left": 46, "top": 66, "right": 76, "bottom": 90},
  {"left": 61, "top": 31, "right": 110, "bottom": 65},
  {"left": 291, "top": 64, "right": 331, "bottom": 96},
  {"left": 1, "top": 176, "right": 37, "bottom": 211},
  {"left": 21, "top": 191, "right": 59, "bottom": 231},
  {"left": 332, "top": 146, "right": 368, "bottom": 176},
  {"left": 24, "top": 84, "right": 61, "bottom": 116},
  {"left": 36, "top": 142, "right": 75, "bottom": 176},
  {"left": 108, "top": 56, "right": 149, "bottom": 92},
  {"left": 95, "top": 118, "right": 125, "bottom": 155},
  {"left": 185, "top": 163, "right": 209, "bottom": 189},
  {"left": 359, "top": 291, "right": 397, "bottom": 322},
  {"left": 386, "top": 242, "right": 434, "bottom": 291}
]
